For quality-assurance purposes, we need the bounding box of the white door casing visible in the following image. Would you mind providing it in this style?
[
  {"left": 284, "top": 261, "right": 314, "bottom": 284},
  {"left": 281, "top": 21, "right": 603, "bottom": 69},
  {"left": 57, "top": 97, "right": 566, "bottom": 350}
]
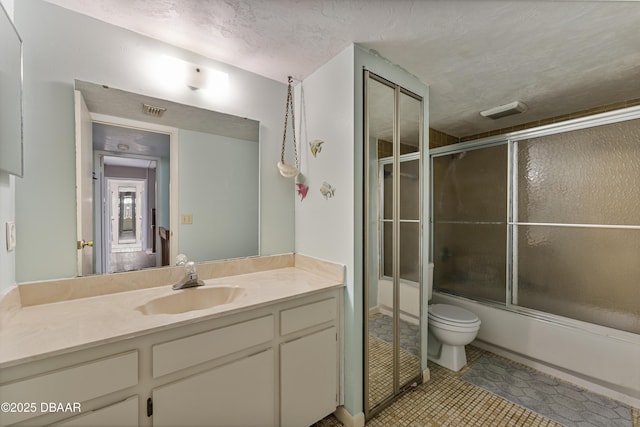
[
  {"left": 108, "top": 179, "right": 145, "bottom": 253},
  {"left": 75, "top": 90, "right": 94, "bottom": 276}
]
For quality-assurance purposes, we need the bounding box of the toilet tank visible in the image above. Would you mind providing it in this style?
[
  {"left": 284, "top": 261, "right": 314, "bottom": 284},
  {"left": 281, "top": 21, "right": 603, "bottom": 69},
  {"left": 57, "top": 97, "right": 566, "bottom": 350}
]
[{"left": 427, "top": 262, "right": 434, "bottom": 300}]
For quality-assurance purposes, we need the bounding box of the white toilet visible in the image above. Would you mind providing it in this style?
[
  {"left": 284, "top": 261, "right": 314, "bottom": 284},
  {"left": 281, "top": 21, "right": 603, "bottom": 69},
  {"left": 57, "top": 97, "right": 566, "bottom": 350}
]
[{"left": 427, "top": 263, "right": 481, "bottom": 372}]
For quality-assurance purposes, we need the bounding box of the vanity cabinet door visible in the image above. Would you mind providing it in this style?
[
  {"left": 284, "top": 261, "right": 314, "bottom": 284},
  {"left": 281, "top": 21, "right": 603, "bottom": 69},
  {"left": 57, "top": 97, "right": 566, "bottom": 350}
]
[
  {"left": 280, "top": 327, "right": 337, "bottom": 427},
  {"left": 152, "top": 349, "right": 274, "bottom": 427}
]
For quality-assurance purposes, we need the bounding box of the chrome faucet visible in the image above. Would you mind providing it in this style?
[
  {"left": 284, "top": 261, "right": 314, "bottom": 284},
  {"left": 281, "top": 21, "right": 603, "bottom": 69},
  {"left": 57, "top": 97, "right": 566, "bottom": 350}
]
[{"left": 173, "top": 260, "right": 204, "bottom": 290}]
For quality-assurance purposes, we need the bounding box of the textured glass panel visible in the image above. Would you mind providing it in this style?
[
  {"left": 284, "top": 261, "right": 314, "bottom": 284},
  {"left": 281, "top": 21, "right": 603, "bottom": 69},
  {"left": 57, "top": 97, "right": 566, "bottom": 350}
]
[
  {"left": 517, "top": 225, "right": 640, "bottom": 334},
  {"left": 400, "top": 222, "right": 420, "bottom": 283},
  {"left": 399, "top": 92, "right": 420, "bottom": 154},
  {"left": 433, "top": 223, "right": 506, "bottom": 303},
  {"left": 433, "top": 144, "right": 507, "bottom": 222},
  {"left": 400, "top": 159, "right": 420, "bottom": 220},
  {"left": 517, "top": 118, "right": 640, "bottom": 225}
]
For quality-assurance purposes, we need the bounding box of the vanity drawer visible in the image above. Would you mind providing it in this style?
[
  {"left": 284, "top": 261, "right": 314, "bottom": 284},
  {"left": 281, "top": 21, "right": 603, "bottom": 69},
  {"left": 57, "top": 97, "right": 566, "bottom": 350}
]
[
  {"left": 280, "top": 297, "right": 337, "bottom": 335},
  {"left": 0, "top": 351, "right": 138, "bottom": 425},
  {"left": 56, "top": 395, "right": 138, "bottom": 427},
  {"left": 153, "top": 315, "right": 273, "bottom": 378}
]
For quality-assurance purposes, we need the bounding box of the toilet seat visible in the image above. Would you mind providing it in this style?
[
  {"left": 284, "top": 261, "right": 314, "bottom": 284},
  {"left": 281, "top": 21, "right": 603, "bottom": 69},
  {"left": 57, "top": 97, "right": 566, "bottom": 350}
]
[{"left": 429, "top": 304, "right": 481, "bottom": 329}]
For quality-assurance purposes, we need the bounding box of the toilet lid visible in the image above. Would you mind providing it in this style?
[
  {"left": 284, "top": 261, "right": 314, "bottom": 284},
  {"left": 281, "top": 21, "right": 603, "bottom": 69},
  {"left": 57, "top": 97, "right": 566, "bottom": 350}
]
[{"left": 429, "top": 304, "right": 479, "bottom": 324}]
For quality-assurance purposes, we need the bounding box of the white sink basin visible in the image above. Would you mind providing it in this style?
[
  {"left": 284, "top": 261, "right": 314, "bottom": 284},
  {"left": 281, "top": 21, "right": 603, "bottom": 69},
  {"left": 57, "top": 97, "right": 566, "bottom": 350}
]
[{"left": 136, "top": 286, "right": 246, "bottom": 315}]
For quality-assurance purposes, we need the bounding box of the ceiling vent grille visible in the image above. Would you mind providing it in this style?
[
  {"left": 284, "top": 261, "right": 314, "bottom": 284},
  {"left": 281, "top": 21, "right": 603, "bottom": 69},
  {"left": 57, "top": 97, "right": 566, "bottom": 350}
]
[
  {"left": 143, "top": 103, "right": 167, "bottom": 117},
  {"left": 480, "top": 101, "right": 527, "bottom": 120}
]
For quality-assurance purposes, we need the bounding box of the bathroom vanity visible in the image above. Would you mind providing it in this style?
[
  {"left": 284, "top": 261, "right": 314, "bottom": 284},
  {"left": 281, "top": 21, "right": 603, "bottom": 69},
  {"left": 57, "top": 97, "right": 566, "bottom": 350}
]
[{"left": 0, "top": 254, "right": 344, "bottom": 427}]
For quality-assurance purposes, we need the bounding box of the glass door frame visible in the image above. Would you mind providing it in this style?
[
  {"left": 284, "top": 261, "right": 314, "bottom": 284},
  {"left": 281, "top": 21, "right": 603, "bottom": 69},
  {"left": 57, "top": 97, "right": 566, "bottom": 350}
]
[
  {"left": 378, "top": 153, "right": 422, "bottom": 282},
  {"left": 364, "top": 69, "right": 425, "bottom": 419},
  {"left": 428, "top": 104, "right": 640, "bottom": 333}
]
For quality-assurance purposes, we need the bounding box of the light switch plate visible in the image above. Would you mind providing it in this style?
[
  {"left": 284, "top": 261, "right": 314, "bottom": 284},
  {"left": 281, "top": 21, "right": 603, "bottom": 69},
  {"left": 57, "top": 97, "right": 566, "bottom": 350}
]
[
  {"left": 181, "top": 214, "right": 193, "bottom": 225},
  {"left": 6, "top": 221, "right": 16, "bottom": 252}
]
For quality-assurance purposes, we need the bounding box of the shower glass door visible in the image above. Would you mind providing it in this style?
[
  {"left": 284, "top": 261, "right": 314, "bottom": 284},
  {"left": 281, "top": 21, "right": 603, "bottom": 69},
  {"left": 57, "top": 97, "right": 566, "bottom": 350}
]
[{"left": 364, "top": 71, "right": 423, "bottom": 418}]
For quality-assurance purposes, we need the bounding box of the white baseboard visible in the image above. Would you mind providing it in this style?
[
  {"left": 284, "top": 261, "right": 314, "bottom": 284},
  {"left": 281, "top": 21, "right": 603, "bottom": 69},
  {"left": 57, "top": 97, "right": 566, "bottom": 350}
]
[{"left": 334, "top": 406, "right": 365, "bottom": 427}]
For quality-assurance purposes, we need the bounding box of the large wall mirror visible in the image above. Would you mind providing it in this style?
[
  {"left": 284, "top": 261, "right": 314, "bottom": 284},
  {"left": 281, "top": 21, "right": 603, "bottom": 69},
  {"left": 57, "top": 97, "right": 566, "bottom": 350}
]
[
  {"left": 75, "top": 80, "right": 260, "bottom": 276},
  {"left": 0, "top": 2, "right": 23, "bottom": 177}
]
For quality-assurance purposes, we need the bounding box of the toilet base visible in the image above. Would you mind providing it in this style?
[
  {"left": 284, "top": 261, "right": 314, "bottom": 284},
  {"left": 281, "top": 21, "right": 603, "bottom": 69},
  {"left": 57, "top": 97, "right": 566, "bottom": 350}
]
[{"left": 427, "top": 331, "right": 468, "bottom": 372}]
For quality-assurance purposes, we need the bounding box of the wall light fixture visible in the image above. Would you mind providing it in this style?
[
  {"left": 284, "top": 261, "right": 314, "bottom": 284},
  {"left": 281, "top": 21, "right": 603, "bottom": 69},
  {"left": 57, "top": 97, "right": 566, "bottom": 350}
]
[{"left": 154, "top": 55, "right": 229, "bottom": 95}]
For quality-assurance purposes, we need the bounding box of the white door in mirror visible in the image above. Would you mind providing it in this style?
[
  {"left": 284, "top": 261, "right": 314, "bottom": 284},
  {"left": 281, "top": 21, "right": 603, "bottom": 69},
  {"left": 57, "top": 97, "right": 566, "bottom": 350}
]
[{"left": 6, "top": 221, "right": 16, "bottom": 252}]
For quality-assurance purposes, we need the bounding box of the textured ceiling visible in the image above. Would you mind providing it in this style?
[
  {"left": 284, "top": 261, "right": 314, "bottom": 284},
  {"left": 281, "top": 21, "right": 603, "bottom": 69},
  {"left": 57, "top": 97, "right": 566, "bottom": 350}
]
[{"left": 45, "top": 0, "right": 640, "bottom": 137}]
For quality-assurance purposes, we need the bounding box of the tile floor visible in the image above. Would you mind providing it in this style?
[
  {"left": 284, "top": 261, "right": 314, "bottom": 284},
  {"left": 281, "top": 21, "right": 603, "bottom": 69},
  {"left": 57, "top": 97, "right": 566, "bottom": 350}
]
[
  {"left": 367, "top": 335, "right": 421, "bottom": 409},
  {"left": 313, "top": 346, "right": 640, "bottom": 427},
  {"left": 463, "top": 354, "right": 633, "bottom": 426},
  {"left": 367, "top": 313, "right": 422, "bottom": 409},
  {"left": 368, "top": 313, "right": 421, "bottom": 357},
  {"left": 109, "top": 249, "right": 158, "bottom": 273}
]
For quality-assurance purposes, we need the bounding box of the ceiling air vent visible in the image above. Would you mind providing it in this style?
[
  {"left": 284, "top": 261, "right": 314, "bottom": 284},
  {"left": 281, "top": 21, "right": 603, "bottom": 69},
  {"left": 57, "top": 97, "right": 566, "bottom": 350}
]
[
  {"left": 480, "top": 101, "right": 527, "bottom": 119},
  {"left": 143, "top": 103, "right": 167, "bottom": 117}
]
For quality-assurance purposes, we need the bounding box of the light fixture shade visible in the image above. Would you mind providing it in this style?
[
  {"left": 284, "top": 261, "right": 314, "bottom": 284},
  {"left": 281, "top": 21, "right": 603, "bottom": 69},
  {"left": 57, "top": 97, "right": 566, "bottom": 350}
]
[
  {"left": 153, "top": 55, "right": 229, "bottom": 96},
  {"left": 480, "top": 101, "right": 528, "bottom": 119},
  {"left": 187, "top": 65, "right": 206, "bottom": 90}
]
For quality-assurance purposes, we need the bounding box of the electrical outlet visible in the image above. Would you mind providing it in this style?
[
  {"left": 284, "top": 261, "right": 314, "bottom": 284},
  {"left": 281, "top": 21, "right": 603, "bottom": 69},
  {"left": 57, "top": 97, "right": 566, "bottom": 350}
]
[
  {"left": 6, "top": 221, "right": 16, "bottom": 252},
  {"left": 181, "top": 214, "right": 193, "bottom": 225}
]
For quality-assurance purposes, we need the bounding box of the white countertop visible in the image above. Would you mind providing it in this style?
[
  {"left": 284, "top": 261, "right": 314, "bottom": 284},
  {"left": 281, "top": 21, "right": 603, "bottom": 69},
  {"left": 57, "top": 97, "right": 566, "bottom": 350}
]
[{"left": 0, "top": 255, "right": 344, "bottom": 369}]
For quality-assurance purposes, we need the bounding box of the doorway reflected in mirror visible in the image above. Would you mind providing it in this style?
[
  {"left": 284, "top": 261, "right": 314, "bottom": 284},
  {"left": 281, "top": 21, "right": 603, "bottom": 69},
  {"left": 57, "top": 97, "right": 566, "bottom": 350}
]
[{"left": 106, "top": 174, "right": 158, "bottom": 273}]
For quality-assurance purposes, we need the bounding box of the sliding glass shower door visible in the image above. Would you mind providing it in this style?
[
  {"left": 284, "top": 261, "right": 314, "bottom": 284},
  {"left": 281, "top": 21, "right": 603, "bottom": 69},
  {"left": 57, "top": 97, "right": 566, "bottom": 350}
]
[{"left": 430, "top": 113, "right": 640, "bottom": 335}]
